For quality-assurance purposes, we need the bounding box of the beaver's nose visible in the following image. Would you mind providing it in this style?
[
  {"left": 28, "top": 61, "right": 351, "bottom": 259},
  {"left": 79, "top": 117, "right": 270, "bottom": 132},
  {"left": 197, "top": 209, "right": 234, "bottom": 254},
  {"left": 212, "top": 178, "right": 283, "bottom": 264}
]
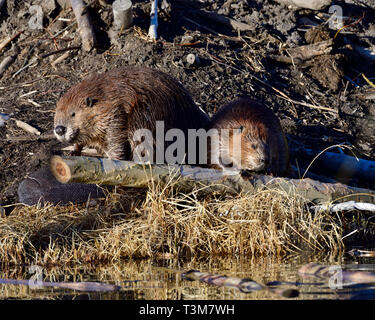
[{"left": 54, "top": 125, "right": 66, "bottom": 136}]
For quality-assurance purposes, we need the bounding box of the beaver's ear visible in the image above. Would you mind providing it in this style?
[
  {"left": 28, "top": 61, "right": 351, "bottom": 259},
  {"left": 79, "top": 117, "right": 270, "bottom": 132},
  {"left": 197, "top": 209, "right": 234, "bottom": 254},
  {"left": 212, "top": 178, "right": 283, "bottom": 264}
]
[{"left": 85, "top": 97, "right": 98, "bottom": 108}]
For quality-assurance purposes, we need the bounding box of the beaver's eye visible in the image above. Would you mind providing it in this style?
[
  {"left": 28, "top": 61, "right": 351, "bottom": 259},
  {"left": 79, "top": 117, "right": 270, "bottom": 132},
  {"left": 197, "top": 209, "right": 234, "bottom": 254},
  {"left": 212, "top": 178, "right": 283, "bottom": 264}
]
[
  {"left": 85, "top": 97, "right": 97, "bottom": 108},
  {"left": 239, "top": 125, "right": 244, "bottom": 132},
  {"left": 251, "top": 144, "right": 257, "bottom": 149},
  {"left": 71, "top": 112, "right": 76, "bottom": 117}
]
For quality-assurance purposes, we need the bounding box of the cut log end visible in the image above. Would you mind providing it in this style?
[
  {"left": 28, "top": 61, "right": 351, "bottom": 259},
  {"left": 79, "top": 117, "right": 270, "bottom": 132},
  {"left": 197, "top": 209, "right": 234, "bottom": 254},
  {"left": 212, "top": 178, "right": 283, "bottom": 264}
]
[{"left": 50, "top": 155, "right": 71, "bottom": 183}]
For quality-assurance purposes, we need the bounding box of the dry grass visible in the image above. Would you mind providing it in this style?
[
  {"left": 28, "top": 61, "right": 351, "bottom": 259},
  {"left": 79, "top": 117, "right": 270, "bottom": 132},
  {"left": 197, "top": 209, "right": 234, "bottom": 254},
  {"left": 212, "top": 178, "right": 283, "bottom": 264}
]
[{"left": 0, "top": 178, "right": 345, "bottom": 267}]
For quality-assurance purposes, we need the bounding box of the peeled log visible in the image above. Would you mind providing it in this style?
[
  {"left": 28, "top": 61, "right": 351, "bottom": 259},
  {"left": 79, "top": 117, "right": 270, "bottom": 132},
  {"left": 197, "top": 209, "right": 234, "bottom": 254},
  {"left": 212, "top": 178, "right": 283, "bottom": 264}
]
[{"left": 50, "top": 156, "right": 375, "bottom": 204}]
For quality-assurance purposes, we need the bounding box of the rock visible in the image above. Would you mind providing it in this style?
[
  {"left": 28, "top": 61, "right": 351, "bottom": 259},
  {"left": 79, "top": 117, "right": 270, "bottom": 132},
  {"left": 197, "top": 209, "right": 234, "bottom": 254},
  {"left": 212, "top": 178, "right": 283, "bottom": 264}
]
[
  {"left": 55, "top": 0, "right": 70, "bottom": 9},
  {"left": 186, "top": 53, "right": 200, "bottom": 66},
  {"left": 275, "top": 0, "right": 332, "bottom": 10},
  {"left": 28, "top": 5, "right": 44, "bottom": 31},
  {"left": 40, "top": 0, "right": 57, "bottom": 15}
]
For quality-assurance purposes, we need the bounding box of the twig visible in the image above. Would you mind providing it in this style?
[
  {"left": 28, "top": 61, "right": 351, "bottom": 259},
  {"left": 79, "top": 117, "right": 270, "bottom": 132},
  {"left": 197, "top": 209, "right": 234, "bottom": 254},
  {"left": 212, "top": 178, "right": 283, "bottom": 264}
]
[
  {"left": 14, "top": 119, "right": 41, "bottom": 135},
  {"left": 40, "top": 46, "right": 80, "bottom": 59},
  {"left": 334, "top": 11, "right": 365, "bottom": 39},
  {"left": 70, "top": 0, "right": 97, "bottom": 51},
  {"left": 362, "top": 73, "right": 375, "bottom": 88},
  {"left": 12, "top": 56, "right": 38, "bottom": 78},
  {"left": 0, "top": 30, "right": 23, "bottom": 53},
  {"left": 51, "top": 51, "right": 71, "bottom": 68}
]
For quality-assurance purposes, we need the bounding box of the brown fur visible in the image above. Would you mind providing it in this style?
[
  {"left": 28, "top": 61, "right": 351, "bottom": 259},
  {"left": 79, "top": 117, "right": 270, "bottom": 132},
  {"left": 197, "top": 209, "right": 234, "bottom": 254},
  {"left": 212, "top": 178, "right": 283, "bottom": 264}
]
[
  {"left": 54, "top": 66, "right": 210, "bottom": 161},
  {"left": 207, "top": 97, "right": 290, "bottom": 176}
]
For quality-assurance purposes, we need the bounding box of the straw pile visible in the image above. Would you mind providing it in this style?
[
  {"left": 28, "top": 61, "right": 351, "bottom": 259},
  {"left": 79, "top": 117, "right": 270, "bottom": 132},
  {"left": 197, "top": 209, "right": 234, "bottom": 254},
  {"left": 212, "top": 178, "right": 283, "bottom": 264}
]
[{"left": 0, "top": 178, "right": 344, "bottom": 267}]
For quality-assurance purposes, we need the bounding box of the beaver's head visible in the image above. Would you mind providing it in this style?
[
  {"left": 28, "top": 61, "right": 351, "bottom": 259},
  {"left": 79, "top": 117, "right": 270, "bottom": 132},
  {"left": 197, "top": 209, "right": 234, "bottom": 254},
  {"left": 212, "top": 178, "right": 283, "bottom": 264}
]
[
  {"left": 54, "top": 91, "right": 98, "bottom": 144},
  {"left": 217, "top": 122, "right": 270, "bottom": 172}
]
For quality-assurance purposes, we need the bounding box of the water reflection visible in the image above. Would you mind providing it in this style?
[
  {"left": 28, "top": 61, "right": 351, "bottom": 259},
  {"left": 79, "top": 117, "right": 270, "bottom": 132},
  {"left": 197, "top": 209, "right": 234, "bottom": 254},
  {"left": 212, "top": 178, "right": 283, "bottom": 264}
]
[{"left": 0, "top": 252, "right": 374, "bottom": 300}]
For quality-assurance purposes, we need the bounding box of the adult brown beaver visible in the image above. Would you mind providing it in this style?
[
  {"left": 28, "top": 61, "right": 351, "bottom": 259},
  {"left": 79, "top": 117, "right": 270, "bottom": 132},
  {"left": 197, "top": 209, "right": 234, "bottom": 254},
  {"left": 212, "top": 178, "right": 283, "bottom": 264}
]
[
  {"left": 54, "top": 66, "right": 210, "bottom": 162},
  {"left": 207, "top": 97, "right": 290, "bottom": 176}
]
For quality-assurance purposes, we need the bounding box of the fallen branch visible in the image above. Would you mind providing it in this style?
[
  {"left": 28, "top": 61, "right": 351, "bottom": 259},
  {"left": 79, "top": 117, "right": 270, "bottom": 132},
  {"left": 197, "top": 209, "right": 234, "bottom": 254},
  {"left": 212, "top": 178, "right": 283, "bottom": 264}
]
[
  {"left": 70, "top": 0, "right": 96, "bottom": 51},
  {"left": 270, "top": 39, "right": 333, "bottom": 65},
  {"left": 50, "top": 156, "right": 375, "bottom": 204}
]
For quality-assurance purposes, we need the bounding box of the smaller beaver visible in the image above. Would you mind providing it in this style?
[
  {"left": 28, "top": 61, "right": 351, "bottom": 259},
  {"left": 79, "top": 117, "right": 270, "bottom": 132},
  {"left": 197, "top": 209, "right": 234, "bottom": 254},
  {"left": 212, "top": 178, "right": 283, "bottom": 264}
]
[{"left": 207, "top": 97, "right": 290, "bottom": 176}]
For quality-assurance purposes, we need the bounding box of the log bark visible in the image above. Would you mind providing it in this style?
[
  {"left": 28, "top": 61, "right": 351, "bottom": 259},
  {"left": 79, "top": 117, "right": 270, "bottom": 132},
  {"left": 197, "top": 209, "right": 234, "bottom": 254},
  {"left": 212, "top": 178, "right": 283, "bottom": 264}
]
[
  {"left": 18, "top": 167, "right": 105, "bottom": 205},
  {"left": 70, "top": 0, "right": 96, "bottom": 51},
  {"left": 50, "top": 156, "right": 375, "bottom": 204}
]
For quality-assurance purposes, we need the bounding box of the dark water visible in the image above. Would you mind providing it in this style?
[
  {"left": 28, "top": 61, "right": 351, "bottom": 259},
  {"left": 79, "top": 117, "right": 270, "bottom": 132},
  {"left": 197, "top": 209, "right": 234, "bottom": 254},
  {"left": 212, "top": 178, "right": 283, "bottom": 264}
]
[{"left": 1, "top": 252, "right": 375, "bottom": 300}]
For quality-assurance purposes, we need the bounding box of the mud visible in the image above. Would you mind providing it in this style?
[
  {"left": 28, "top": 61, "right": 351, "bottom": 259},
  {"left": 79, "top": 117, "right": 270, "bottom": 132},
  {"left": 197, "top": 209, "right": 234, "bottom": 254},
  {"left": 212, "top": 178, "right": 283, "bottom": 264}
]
[{"left": 0, "top": 0, "right": 374, "bottom": 205}]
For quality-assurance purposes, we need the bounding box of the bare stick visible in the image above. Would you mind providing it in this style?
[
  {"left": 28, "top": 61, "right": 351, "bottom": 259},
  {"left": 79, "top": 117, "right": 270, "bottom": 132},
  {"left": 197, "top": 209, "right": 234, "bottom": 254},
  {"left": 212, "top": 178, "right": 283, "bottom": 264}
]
[
  {"left": 50, "top": 156, "right": 375, "bottom": 204},
  {"left": 270, "top": 40, "right": 333, "bottom": 64},
  {"left": 70, "top": 0, "right": 96, "bottom": 51},
  {"left": 148, "top": 0, "right": 158, "bottom": 39},
  {"left": 14, "top": 119, "right": 41, "bottom": 135},
  {"left": 51, "top": 51, "right": 71, "bottom": 68},
  {"left": 0, "top": 55, "right": 15, "bottom": 77}
]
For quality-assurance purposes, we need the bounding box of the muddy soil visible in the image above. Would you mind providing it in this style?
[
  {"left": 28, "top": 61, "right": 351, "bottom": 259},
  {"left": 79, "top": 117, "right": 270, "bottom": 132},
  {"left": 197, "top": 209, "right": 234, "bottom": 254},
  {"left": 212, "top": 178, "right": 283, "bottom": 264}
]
[{"left": 0, "top": 0, "right": 374, "bottom": 206}]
